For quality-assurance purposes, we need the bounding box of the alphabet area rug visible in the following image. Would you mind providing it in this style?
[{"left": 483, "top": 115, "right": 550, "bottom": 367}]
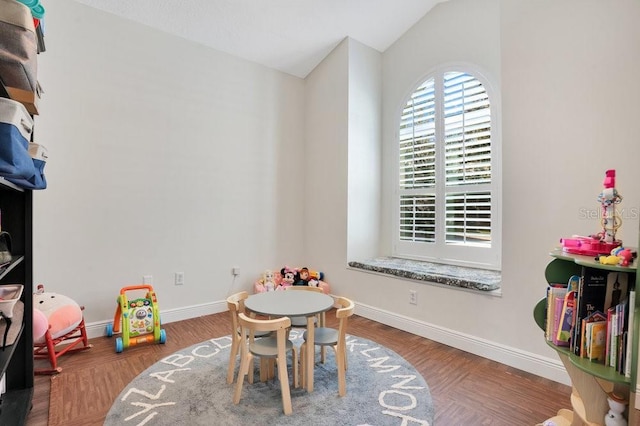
[{"left": 105, "top": 332, "right": 434, "bottom": 426}]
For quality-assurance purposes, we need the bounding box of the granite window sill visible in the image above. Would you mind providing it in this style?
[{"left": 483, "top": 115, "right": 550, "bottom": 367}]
[{"left": 348, "top": 257, "right": 501, "bottom": 292}]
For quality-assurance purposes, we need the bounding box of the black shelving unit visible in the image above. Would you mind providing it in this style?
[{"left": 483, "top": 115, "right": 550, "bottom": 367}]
[
  {"left": 0, "top": 2, "right": 42, "bottom": 423},
  {"left": 0, "top": 178, "right": 33, "bottom": 425}
]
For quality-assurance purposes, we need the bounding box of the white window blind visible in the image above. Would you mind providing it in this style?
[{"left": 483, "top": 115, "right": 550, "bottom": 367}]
[{"left": 396, "top": 69, "right": 497, "bottom": 268}]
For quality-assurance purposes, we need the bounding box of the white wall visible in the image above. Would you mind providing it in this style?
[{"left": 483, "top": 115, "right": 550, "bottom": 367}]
[
  {"left": 500, "top": 0, "right": 640, "bottom": 355},
  {"left": 35, "top": 0, "right": 306, "bottom": 322},
  {"left": 303, "top": 40, "right": 350, "bottom": 268},
  {"left": 304, "top": 37, "right": 382, "bottom": 299},
  {"left": 307, "top": 0, "right": 640, "bottom": 385},
  {"left": 346, "top": 40, "right": 382, "bottom": 262},
  {"left": 30, "top": 0, "right": 640, "bottom": 386}
]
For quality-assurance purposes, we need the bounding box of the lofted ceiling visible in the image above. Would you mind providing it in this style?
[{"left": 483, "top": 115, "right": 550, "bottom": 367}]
[{"left": 74, "top": 0, "right": 447, "bottom": 78}]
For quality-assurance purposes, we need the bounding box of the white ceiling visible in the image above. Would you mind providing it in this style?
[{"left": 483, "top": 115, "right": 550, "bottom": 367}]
[{"left": 74, "top": 0, "right": 446, "bottom": 78}]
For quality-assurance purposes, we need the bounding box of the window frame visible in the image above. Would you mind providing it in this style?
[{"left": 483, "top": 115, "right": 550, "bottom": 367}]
[{"left": 392, "top": 63, "right": 502, "bottom": 271}]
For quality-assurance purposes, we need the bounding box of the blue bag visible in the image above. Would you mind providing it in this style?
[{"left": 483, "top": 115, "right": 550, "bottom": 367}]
[
  {"left": 0, "top": 97, "right": 35, "bottom": 182},
  {"left": 6, "top": 141, "right": 46, "bottom": 189}
]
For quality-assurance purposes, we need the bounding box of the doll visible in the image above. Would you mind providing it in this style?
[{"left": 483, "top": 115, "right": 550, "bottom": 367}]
[
  {"left": 293, "top": 267, "right": 310, "bottom": 286},
  {"left": 293, "top": 266, "right": 324, "bottom": 287},
  {"left": 263, "top": 269, "right": 276, "bottom": 292},
  {"left": 279, "top": 266, "right": 295, "bottom": 289}
]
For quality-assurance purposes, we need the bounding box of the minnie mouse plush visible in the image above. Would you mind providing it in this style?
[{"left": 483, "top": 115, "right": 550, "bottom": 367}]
[{"left": 279, "top": 266, "right": 295, "bottom": 289}]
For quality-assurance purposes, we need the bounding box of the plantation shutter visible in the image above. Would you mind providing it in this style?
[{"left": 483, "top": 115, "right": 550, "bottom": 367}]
[
  {"left": 398, "top": 71, "right": 492, "bottom": 247},
  {"left": 399, "top": 78, "right": 436, "bottom": 242},
  {"left": 443, "top": 72, "right": 492, "bottom": 246}
]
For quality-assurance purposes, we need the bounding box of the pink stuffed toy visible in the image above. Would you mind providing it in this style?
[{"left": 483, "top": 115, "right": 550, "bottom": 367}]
[
  {"left": 33, "top": 308, "right": 48, "bottom": 342},
  {"left": 33, "top": 285, "right": 83, "bottom": 344},
  {"left": 253, "top": 270, "right": 283, "bottom": 293}
]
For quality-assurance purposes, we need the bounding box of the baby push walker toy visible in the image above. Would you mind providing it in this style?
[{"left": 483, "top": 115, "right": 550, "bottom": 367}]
[{"left": 106, "top": 284, "right": 166, "bottom": 353}]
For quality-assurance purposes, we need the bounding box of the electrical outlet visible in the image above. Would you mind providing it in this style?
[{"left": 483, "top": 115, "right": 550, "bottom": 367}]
[
  {"left": 143, "top": 275, "right": 153, "bottom": 285},
  {"left": 175, "top": 272, "right": 184, "bottom": 286},
  {"left": 409, "top": 290, "right": 417, "bottom": 305},
  {"left": 232, "top": 267, "right": 240, "bottom": 276}
]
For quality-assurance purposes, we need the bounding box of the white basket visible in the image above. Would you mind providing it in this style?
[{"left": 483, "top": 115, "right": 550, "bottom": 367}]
[{"left": 0, "top": 284, "right": 24, "bottom": 318}]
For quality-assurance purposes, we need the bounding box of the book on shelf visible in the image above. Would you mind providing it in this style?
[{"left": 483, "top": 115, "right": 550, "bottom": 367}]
[
  {"left": 606, "top": 296, "right": 629, "bottom": 370},
  {"left": 624, "top": 290, "right": 635, "bottom": 377},
  {"left": 606, "top": 305, "right": 614, "bottom": 367},
  {"left": 609, "top": 307, "right": 619, "bottom": 369},
  {"left": 546, "top": 284, "right": 567, "bottom": 342},
  {"left": 619, "top": 331, "right": 627, "bottom": 375},
  {"left": 604, "top": 272, "right": 629, "bottom": 312},
  {"left": 586, "top": 320, "right": 607, "bottom": 363},
  {"left": 554, "top": 292, "right": 573, "bottom": 347},
  {"left": 572, "top": 268, "right": 629, "bottom": 357},
  {"left": 580, "top": 310, "right": 606, "bottom": 358}
]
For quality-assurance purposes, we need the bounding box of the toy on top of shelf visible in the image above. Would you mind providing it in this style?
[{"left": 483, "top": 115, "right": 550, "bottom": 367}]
[
  {"left": 615, "top": 247, "right": 634, "bottom": 266},
  {"left": 598, "top": 169, "right": 623, "bottom": 243},
  {"left": 561, "top": 170, "right": 624, "bottom": 257},
  {"left": 598, "top": 246, "right": 635, "bottom": 267}
]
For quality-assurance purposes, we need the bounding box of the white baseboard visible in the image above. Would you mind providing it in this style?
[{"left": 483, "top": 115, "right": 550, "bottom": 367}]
[
  {"left": 354, "top": 302, "right": 571, "bottom": 387},
  {"left": 84, "top": 298, "right": 569, "bottom": 386},
  {"left": 84, "top": 300, "right": 227, "bottom": 340}
]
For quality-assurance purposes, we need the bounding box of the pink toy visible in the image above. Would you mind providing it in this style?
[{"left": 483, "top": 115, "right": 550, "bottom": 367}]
[
  {"left": 33, "top": 308, "right": 48, "bottom": 342},
  {"left": 279, "top": 266, "right": 295, "bottom": 289},
  {"left": 561, "top": 170, "right": 623, "bottom": 256},
  {"left": 603, "top": 246, "right": 635, "bottom": 267},
  {"left": 618, "top": 249, "right": 633, "bottom": 266},
  {"left": 253, "top": 266, "right": 331, "bottom": 294},
  {"left": 254, "top": 269, "right": 283, "bottom": 293},
  {"left": 34, "top": 286, "right": 83, "bottom": 343},
  {"left": 33, "top": 284, "right": 91, "bottom": 374},
  {"left": 597, "top": 169, "right": 623, "bottom": 243},
  {"left": 561, "top": 236, "right": 621, "bottom": 257}
]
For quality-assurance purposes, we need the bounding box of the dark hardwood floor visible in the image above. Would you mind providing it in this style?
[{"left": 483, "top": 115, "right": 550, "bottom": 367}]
[{"left": 26, "top": 311, "right": 572, "bottom": 426}]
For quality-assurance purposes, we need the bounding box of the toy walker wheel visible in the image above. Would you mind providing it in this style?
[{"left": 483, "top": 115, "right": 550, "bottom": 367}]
[
  {"left": 160, "top": 329, "right": 167, "bottom": 344},
  {"left": 115, "top": 337, "right": 123, "bottom": 353},
  {"left": 105, "top": 323, "right": 113, "bottom": 337}
]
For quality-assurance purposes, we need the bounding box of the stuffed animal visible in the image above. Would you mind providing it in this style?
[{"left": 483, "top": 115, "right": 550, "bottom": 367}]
[
  {"left": 600, "top": 247, "right": 635, "bottom": 267},
  {"left": 611, "top": 247, "right": 634, "bottom": 267},
  {"left": 263, "top": 270, "right": 276, "bottom": 291},
  {"left": 253, "top": 269, "right": 282, "bottom": 293},
  {"left": 294, "top": 267, "right": 311, "bottom": 286},
  {"left": 33, "top": 285, "right": 83, "bottom": 344},
  {"left": 254, "top": 266, "right": 331, "bottom": 294},
  {"left": 599, "top": 255, "right": 620, "bottom": 265},
  {"left": 308, "top": 269, "right": 324, "bottom": 281},
  {"left": 618, "top": 249, "right": 633, "bottom": 266},
  {"left": 33, "top": 308, "right": 48, "bottom": 342},
  {"left": 604, "top": 393, "right": 627, "bottom": 426},
  {"left": 293, "top": 267, "right": 325, "bottom": 286},
  {"left": 279, "top": 266, "right": 295, "bottom": 289}
]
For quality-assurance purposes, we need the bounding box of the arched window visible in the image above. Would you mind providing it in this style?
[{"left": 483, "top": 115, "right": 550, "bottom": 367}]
[{"left": 396, "top": 68, "right": 500, "bottom": 270}]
